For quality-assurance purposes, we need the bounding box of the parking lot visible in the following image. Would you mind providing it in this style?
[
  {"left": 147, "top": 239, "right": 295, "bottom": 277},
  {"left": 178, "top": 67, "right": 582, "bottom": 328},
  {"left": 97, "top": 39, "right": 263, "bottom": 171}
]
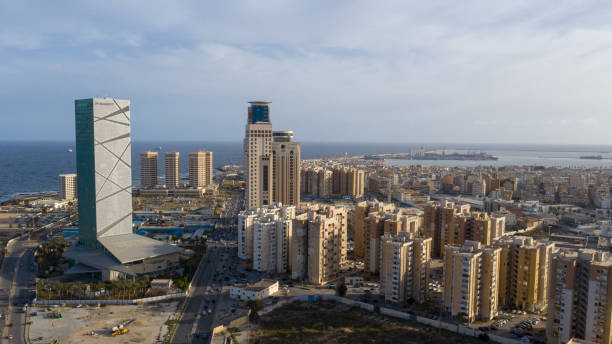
[{"left": 476, "top": 311, "right": 546, "bottom": 344}]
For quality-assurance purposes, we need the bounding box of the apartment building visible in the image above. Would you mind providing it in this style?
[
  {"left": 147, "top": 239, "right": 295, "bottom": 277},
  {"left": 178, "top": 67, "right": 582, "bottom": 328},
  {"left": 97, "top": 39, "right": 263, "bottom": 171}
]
[
  {"left": 271, "top": 130, "right": 301, "bottom": 206},
  {"left": 443, "top": 241, "right": 501, "bottom": 322},
  {"left": 252, "top": 214, "right": 294, "bottom": 274},
  {"left": 493, "top": 236, "right": 554, "bottom": 313},
  {"left": 354, "top": 201, "right": 396, "bottom": 258},
  {"left": 301, "top": 166, "right": 365, "bottom": 199},
  {"left": 451, "top": 212, "right": 506, "bottom": 247},
  {"left": 547, "top": 249, "right": 612, "bottom": 344},
  {"left": 140, "top": 151, "right": 158, "bottom": 187},
  {"left": 424, "top": 200, "right": 470, "bottom": 257},
  {"left": 237, "top": 204, "right": 296, "bottom": 264},
  {"left": 364, "top": 210, "right": 421, "bottom": 275},
  {"left": 165, "top": 152, "right": 179, "bottom": 188},
  {"left": 189, "top": 151, "right": 213, "bottom": 188},
  {"left": 289, "top": 205, "right": 348, "bottom": 284},
  {"left": 58, "top": 173, "right": 77, "bottom": 200},
  {"left": 380, "top": 232, "right": 432, "bottom": 303}
]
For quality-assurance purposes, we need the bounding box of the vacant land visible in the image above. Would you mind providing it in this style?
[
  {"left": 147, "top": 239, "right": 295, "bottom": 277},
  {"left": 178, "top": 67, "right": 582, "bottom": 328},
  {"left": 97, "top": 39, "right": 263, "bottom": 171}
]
[
  {"left": 29, "top": 301, "right": 179, "bottom": 344},
  {"left": 253, "top": 301, "right": 484, "bottom": 344}
]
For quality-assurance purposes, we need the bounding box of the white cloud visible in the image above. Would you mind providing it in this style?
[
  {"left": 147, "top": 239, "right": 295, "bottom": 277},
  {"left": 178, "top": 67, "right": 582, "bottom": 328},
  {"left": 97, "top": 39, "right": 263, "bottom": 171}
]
[{"left": 1, "top": 1, "right": 612, "bottom": 143}]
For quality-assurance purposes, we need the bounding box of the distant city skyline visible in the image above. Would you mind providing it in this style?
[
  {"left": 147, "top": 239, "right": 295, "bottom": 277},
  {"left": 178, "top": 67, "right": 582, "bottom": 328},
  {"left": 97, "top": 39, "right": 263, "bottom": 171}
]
[{"left": 2, "top": 2, "right": 612, "bottom": 144}]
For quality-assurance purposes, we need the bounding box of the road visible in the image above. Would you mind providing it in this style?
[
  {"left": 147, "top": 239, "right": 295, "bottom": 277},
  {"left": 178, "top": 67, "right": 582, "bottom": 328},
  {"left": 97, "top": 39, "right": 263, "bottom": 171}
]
[
  {"left": 0, "top": 215, "right": 72, "bottom": 344},
  {"left": 0, "top": 238, "right": 37, "bottom": 344},
  {"left": 172, "top": 244, "right": 231, "bottom": 344}
]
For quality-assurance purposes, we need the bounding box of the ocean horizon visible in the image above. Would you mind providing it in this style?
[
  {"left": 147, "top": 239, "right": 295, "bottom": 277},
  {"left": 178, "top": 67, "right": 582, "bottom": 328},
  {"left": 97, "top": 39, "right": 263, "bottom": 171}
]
[{"left": 2, "top": 140, "right": 612, "bottom": 203}]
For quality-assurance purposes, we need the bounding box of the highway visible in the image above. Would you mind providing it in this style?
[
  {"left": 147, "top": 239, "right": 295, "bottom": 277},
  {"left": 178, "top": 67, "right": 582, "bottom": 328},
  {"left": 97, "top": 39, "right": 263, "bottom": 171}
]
[
  {"left": 172, "top": 244, "right": 230, "bottom": 344},
  {"left": 0, "top": 238, "right": 37, "bottom": 344},
  {"left": 0, "top": 214, "right": 72, "bottom": 344}
]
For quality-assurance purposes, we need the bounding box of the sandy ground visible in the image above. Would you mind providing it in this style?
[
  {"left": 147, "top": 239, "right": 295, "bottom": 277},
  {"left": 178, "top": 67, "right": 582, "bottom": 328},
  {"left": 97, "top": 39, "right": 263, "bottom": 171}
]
[{"left": 29, "top": 301, "right": 179, "bottom": 344}]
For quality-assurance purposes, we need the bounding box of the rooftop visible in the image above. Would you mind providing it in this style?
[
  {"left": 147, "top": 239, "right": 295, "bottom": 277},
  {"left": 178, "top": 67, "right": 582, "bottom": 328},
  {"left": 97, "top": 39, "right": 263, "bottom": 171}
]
[{"left": 98, "top": 233, "right": 184, "bottom": 264}]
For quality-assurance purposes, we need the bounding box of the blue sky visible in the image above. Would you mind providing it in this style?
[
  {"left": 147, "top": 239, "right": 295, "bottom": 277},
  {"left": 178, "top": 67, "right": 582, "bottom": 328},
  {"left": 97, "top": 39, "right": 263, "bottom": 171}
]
[{"left": 2, "top": 1, "right": 612, "bottom": 144}]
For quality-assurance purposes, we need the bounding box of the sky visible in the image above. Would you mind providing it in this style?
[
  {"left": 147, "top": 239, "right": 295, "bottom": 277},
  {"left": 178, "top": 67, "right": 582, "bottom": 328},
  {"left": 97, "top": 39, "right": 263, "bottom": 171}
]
[{"left": 1, "top": 1, "right": 612, "bottom": 144}]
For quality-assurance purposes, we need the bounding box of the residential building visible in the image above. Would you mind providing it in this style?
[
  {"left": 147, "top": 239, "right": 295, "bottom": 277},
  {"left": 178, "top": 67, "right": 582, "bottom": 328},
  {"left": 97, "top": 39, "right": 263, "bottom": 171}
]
[
  {"left": 547, "top": 249, "right": 612, "bottom": 344},
  {"left": 58, "top": 173, "right": 77, "bottom": 200},
  {"left": 443, "top": 241, "right": 501, "bottom": 322},
  {"left": 493, "top": 236, "right": 554, "bottom": 313},
  {"left": 423, "top": 201, "right": 470, "bottom": 257},
  {"left": 354, "top": 201, "right": 396, "bottom": 258},
  {"left": 140, "top": 151, "right": 158, "bottom": 187},
  {"left": 165, "top": 152, "right": 179, "bottom": 188},
  {"left": 450, "top": 212, "right": 506, "bottom": 248},
  {"left": 364, "top": 209, "right": 421, "bottom": 275},
  {"left": 288, "top": 205, "right": 348, "bottom": 284},
  {"left": 189, "top": 151, "right": 213, "bottom": 188},
  {"left": 380, "top": 232, "right": 431, "bottom": 303},
  {"left": 244, "top": 101, "right": 274, "bottom": 208},
  {"left": 271, "top": 130, "right": 301, "bottom": 206},
  {"left": 252, "top": 207, "right": 295, "bottom": 273},
  {"left": 237, "top": 204, "right": 295, "bottom": 264},
  {"left": 229, "top": 279, "right": 279, "bottom": 301},
  {"left": 65, "top": 98, "right": 183, "bottom": 280}
]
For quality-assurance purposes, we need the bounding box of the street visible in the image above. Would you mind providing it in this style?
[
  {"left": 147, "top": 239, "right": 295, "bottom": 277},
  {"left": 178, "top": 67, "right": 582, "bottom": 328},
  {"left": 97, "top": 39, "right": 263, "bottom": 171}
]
[
  {"left": 172, "top": 243, "right": 232, "bottom": 344},
  {"left": 0, "top": 238, "right": 37, "bottom": 344}
]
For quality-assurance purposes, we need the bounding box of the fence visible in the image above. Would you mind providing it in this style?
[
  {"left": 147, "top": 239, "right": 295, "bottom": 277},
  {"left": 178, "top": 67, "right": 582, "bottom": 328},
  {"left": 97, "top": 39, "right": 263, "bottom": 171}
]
[
  {"left": 33, "top": 292, "right": 187, "bottom": 305},
  {"left": 254, "top": 294, "right": 521, "bottom": 344}
]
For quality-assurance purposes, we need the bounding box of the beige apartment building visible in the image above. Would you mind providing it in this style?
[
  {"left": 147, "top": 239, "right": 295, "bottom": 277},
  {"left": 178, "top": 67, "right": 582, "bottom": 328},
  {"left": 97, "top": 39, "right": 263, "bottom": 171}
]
[
  {"left": 425, "top": 201, "right": 505, "bottom": 257},
  {"left": 165, "top": 152, "right": 179, "bottom": 188},
  {"left": 547, "top": 249, "right": 612, "bottom": 344},
  {"left": 443, "top": 241, "right": 501, "bottom": 322},
  {"left": 364, "top": 210, "right": 421, "bottom": 275},
  {"left": 189, "top": 151, "right": 213, "bottom": 188},
  {"left": 58, "top": 173, "right": 77, "bottom": 200},
  {"left": 140, "top": 151, "right": 158, "bottom": 187},
  {"left": 380, "top": 232, "right": 431, "bottom": 303},
  {"left": 302, "top": 166, "right": 364, "bottom": 199},
  {"left": 354, "top": 201, "right": 396, "bottom": 258},
  {"left": 271, "top": 131, "right": 301, "bottom": 206},
  {"left": 244, "top": 102, "right": 274, "bottom": 209},
  {"left": 450, "top": 212, "right": 506, "bottom": 247},
  {"left": 424, "top": 200, "right": 470, "bottom": 257},
  {"left": 288, "top": 205, "right": 348, "bottom": 284},
  {"left": 493, "top": 236, "right": 554, "bottom": 313}
]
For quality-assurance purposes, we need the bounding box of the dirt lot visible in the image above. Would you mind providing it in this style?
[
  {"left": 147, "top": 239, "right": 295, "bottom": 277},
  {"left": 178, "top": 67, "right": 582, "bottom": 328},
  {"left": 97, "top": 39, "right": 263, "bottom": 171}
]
[
  {"left": 252, "top": 300, "right": 484, "bottom": 344},
  {"left": 29, "top": 301, "right": 179, "bottom": 344}
]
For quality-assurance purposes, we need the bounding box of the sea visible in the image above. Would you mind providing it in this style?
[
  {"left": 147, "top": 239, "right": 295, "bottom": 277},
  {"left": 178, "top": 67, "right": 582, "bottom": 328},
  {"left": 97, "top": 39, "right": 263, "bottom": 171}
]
[{"left": 2, "top": 141, "right": 612, "bottom": 203}]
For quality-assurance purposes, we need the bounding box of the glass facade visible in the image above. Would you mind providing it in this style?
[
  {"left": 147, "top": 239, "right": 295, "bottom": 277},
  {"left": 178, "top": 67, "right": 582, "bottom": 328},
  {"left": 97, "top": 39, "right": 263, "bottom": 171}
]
[
  {"left": 75, "top": 98, "right": 98, "bottom": 248},
  {"left": 249, "top": 104, "right": 270, "bottom": 123}
]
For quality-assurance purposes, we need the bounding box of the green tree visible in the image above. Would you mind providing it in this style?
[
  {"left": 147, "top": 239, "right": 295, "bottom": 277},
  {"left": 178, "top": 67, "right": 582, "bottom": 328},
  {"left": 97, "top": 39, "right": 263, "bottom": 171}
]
[{"left": 246, "top": 299, "right": 263, "bottom": 320}]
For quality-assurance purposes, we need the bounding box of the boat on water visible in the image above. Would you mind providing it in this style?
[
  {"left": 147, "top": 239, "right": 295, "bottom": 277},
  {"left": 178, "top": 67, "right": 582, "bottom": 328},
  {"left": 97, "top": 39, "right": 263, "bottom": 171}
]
[{"left": 580, "top": 155, "right": 602, "bottom": 160}]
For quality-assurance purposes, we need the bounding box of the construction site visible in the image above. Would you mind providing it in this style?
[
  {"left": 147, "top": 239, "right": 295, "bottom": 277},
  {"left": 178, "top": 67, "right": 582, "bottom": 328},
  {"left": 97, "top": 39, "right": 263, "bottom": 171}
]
[{"left": 28, "top": 301, "right": 179, "bottom": 344}]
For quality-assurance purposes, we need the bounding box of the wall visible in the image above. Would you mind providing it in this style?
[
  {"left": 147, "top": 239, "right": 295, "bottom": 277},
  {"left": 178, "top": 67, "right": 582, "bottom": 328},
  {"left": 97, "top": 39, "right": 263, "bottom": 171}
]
[{"left": 33, "top": 292, "right": 186, "bottom": 305}]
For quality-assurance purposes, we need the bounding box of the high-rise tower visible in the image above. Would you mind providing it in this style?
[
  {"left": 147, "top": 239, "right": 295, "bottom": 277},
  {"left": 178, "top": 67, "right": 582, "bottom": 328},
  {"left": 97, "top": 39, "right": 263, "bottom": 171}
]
[
  {"left": 140, "top": 151, "right": 158, "bottom": 187},
  {"left": 272, "top": 130, "right": 301, "bottom": 206},
  {"left": 189, "top": 151, "right": 213, "bottom": 188},
  {"left": 165, "top": 152, "right": 180, "bottom": 188},
  {"left": 244, "top": 101, "right": 273, "bottom": 209},
  {"left": 68, "top": 98, "right": 183, "bottom": 280}
]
